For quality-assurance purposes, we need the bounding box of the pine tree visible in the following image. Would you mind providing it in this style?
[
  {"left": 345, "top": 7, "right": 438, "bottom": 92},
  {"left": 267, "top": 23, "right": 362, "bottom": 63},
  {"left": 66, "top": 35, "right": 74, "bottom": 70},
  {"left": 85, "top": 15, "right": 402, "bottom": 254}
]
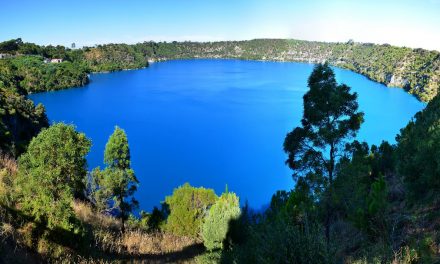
[
  {"left": 283, "top": 63, "right": 364, "bottom": 249},
  {"left": 93, "top": 126, "right": 138, "bottom": 233}
]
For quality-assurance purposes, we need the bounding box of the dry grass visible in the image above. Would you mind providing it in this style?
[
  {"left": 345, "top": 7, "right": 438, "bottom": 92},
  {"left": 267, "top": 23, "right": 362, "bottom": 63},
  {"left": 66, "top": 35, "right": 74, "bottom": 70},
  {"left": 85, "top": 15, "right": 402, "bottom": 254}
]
[
  {"left": 1, "top": 191, "right": 203, "bottom": 262},
  {"left": 0, "top": 153, "right": 18, "bottom": 175},
  {"left": 94, "top": 229, "right": 198, "bottom": 256},
  {"left": 0, "top": 222, "right": 16, "bottom": 241},
  {"left": 74, "top": 201, "right": 202, "bottom": 260},
  {"left": 73, "top": 200, "right": 120, "bottom": 230},
  {"left": 0, "top": 154, "right": 18, "bottom": 209}
]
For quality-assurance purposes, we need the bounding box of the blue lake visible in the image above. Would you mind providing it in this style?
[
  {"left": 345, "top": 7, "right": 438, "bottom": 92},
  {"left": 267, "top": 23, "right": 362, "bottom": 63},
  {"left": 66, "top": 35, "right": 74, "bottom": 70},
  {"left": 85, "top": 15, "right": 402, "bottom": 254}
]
[{"left": 29, "top": 59, "right": 425, "bottom": 212}]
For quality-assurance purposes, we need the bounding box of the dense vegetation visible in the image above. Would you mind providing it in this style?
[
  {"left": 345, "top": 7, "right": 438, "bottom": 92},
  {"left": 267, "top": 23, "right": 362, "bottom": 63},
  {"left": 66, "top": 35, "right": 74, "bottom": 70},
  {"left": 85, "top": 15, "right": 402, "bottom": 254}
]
[
  {"left": 218, "top": 65, "right": 440, "bottom": 263},
  {"left": 1, "top": 38, "right": 439, "bottom": 101},
  {"left": 0, "top": 87, "right": 47, "bottom": 156},
  {"left": 1, "top": 37, "right": 440, "bottom": 263}
]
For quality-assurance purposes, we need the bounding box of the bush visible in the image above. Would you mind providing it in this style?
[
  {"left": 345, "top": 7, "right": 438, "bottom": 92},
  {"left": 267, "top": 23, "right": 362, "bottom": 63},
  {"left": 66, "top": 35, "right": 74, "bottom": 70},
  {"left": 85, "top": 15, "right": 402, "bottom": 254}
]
[
  {"left": 202, "top": 192, "right": 240, "bottom": 251},
  {"left": 229, "top": 216, "right": 329, "bottom": 264},
  {"left": 165, "top": 183, "right": 217, "bottom": 238},
  {"left": 396, "top": 94, "right": 440, "bottom": 202},
  {"left": 16, "top": 123, "right": 91, "bottom": 230}
]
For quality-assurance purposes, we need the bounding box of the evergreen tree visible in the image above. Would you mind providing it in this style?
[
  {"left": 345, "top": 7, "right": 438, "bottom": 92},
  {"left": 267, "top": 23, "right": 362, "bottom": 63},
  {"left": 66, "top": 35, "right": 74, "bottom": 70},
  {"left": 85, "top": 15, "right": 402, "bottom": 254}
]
[
  {"left": 283, "top": 63, "right": 364, "bottom": 248},
  {"left": 104, "top": 126, "right": 131, "bottom": 170},
  {"left": 202, "top": 191, "right": 241, "bottom": 251},
  {"left": 93, "top": 126, "right": 138, "bottom": 233}
]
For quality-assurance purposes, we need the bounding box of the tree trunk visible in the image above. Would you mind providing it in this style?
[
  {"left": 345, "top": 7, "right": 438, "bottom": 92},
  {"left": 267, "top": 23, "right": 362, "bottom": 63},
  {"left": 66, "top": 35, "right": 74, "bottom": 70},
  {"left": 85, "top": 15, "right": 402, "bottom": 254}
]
[
  {"left": 119, "top": 193, "right": 125, "bottom": 234},
  {"left": 326, "top": 142, "right": 335, "bottom": 252}
]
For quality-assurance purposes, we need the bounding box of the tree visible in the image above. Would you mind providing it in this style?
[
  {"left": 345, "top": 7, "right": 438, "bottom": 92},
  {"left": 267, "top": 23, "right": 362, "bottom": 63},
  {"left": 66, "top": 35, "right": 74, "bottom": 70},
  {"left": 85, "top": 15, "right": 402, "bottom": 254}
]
[
  {"left": 104, "top": 126, "right": 131, "bottom": 170},
  {"left": 202, "top": 191, "right": 241, "bottom": 251},
  {"left": 0, "top": 86, "right": 49, "bottom": 156},
  {"left": 165, "top": 183, "right": 218, "bottom": 238},
  {"left": 283, "top": 63, "right": 364, "bottom": 248},
  {"left": 0, "top": 38, "right": 22, "bottom": 54},
  {"left": 16, "top": 123, "right": 91, "bottom": 230},
  {"left": 92, "top": 126, "right": 138, "bottom": 233},
  {"left": 396, "top": 93, "right": 440, "bottom": 202}
]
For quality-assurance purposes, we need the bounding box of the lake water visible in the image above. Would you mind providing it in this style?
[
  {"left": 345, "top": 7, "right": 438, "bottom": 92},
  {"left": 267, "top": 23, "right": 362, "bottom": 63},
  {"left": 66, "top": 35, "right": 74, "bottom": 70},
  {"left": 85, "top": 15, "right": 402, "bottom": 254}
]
[{"left": 29, "top": 59, "right": 425, "bottom": 212}]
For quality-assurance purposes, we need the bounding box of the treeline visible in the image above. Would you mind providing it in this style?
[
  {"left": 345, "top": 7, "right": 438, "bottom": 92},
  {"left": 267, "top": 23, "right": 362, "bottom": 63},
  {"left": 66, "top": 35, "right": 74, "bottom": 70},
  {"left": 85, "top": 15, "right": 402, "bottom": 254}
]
[
  {"left": 0, "top": 56, "right": 89, "bottom": 93},
  {"left": 1, "top": 38, "right": 439, "bottom": 101}
]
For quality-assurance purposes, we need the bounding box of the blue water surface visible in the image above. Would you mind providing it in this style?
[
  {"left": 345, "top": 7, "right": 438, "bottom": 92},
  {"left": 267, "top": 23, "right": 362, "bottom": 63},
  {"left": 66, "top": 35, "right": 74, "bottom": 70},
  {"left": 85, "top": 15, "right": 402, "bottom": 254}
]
[{"left": 29, "top": 59, "right": 425, "bottom": 212}]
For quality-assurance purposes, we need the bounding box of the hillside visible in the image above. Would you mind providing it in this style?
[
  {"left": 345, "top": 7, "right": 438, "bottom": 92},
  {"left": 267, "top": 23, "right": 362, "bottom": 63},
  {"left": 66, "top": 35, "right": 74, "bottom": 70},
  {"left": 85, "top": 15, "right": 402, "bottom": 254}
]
[
  {"left": 1, "top": 38, "right": 439, "bottom": 101},
  {"left": 141, "top": 39, "right": 440, "bottom": 102}
]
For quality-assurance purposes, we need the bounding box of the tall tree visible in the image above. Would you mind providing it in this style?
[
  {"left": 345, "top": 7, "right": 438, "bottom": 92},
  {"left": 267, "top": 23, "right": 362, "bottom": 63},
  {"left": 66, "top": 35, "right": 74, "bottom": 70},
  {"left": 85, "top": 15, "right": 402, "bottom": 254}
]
[
  {"left": 93, "top": 126, "right": 138, "bottom": 233},
  {"left": 283, "top": 63, "right": 364, "bottom": 248},
  {"left": 17, "top": 123, "right": 90, "bottom": 229},
  {"left": 104, "top": 126, "right": 131, "bottom": 170}
]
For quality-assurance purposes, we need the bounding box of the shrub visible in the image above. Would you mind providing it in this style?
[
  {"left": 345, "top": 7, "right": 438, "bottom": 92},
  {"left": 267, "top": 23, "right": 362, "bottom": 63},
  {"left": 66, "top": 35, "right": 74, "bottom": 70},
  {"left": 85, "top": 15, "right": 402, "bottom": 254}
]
[
  {"left": 202, "top": 192, "right": 240, "bottom": 251},
  {"left": 229, "top": 216, "right": 329, "bottom": 264},
  {"left": 165, "top": 183, "right": 217, "bottom": 238},
  {"left": 16, "top": 123, "right": 91, "bottom": 230}
]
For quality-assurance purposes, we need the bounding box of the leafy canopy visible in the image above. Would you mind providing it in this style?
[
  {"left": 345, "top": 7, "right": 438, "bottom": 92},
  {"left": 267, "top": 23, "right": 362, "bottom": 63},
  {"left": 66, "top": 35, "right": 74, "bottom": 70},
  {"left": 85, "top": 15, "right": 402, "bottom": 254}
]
[
  {"left": 396, "top": 93, "right": 440, "bottom": 202},
  {"left": 104, "top": 126, "right": 131, "bottom": 170},
  {"left": 284, "top": 63, "right": 364, "bottom": 191},
  {"left": 16, "top": 123, "right": 90, "bottom": 230},
  {"left": 91, "top": 126, "right": 138, "bottom": 232}
]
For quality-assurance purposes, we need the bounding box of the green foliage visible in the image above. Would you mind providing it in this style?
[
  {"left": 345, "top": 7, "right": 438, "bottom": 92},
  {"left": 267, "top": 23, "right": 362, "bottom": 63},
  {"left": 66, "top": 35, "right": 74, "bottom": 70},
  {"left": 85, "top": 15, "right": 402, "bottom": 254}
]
[
  {"left": 0, "top": 56, "right": 89, "bottom": 94},
  {"left": 283, "top": 63, "right": 364, "bottom": 246},
  {"left": 16, "top": 123, "right": 91, "bottom": 230},
  {"left": 165, "top": 183, "right": 218, "bottom": 238},
  {"left": 83, "top": 44, "right": 148, "bottom": 72},
  {"left": 227, "top": 212, "right": 329, "bottom": 264},
  {"left": 144, "top": 207, "right": 167, "bottom": 231},
  {"left": 0, "top": 87, "right": 48, "bottom": 156},
  {"left": 332, "top": 141, "right": 392, "bottom": 243},
  {"left": 367, "top": 176, "right": 387, "bottom": 215},
  {"left": 195, "top": 251, "right": 223, "bottom": 264},
  {"left": 2, "top": 38, "right": 439, "bottom": 101},
  {"left": 202, "top": 192, "right": 240, "bottom": 251},
  {"left": 91, "top": 126, "right": 138, "bottom": 232},
  {"left": 126, "top": 207, "right": 166, "bottom": 232},
  {"left": 104, "top": 126, "right": 131, "bottom": 170},
  {"left": 396, "top": 94, "right": 440, "bottom": 202},
  {"left": 0, "top": 38, "right": 23, "bottom": 53},
  {"left": 284, "top": 63, "right": 364, "bottom": 187}
]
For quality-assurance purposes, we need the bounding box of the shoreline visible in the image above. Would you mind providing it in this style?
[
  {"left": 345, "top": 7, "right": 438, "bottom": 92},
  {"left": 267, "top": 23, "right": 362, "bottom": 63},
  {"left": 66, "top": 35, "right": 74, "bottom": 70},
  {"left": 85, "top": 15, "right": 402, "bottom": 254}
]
[{"left": 37, "top": 57, "right": 424, "bottom": 103}]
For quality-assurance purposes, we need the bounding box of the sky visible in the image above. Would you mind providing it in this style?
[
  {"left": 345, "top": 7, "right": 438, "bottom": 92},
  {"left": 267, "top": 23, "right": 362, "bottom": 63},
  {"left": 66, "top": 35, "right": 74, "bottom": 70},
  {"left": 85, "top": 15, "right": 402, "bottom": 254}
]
[{"left": 1, "top": 0, "right": 439, "bottom": 51}]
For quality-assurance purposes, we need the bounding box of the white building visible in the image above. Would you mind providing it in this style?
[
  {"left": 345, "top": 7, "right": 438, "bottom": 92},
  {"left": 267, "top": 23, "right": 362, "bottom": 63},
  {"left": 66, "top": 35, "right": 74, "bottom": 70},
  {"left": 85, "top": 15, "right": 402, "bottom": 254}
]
[{"left": 50, "top": 58, "right": 63, "bottom": 63}]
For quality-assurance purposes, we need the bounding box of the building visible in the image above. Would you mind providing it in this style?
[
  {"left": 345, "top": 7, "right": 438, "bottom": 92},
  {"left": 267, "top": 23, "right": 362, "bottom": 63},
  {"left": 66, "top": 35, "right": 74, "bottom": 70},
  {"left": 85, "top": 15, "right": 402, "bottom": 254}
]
[
  {"left": 0, "top": 53, "right": 12, "bottom": 59},
  {"left": 50, "top": 58, "right": 63, "bottom": 63}
]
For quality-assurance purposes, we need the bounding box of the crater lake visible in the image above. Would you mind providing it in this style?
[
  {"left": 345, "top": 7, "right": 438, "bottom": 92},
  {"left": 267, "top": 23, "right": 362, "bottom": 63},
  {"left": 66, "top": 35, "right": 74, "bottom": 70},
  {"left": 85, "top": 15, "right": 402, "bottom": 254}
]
[{"left": 29, "top": 59, "right": 425, "bottom": 212}]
